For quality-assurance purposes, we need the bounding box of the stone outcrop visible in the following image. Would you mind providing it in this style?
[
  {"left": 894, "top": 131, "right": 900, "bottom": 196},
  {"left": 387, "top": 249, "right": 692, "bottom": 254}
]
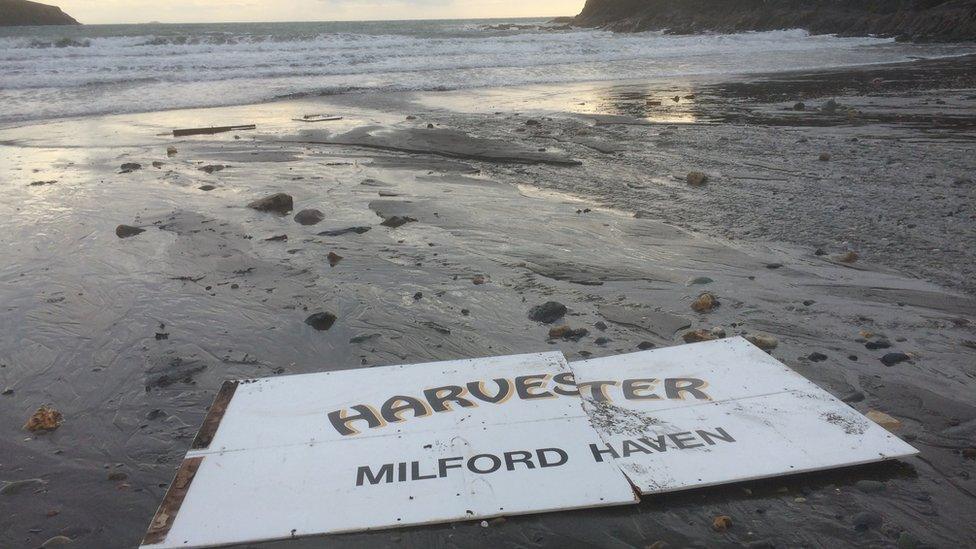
[
  {"left": 0, "top": 0, "right": 79, "bottom": 26},
  {"left": 572, "top": 0, "right": 976, "bottom": 41}
]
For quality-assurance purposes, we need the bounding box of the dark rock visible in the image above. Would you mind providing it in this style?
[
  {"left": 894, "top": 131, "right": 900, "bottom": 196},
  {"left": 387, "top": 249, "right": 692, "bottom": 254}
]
[
  {"left": 819, "top": 153, "right": 831, "bottom": 162},
  {"left": 881, "top": 352, "right": 911, "bottom": 366},
  {"left": 528, "top": 301, "right": 567, "bottom": 324},
  {"left": 549, "top": 326, "right": 588, "bottom": 341},
  {"left": 119, "top": 163, "right": 142, "bottom": 173},
  {"left": 198, "top": 165, "right": 226, "bottom": 174},
  {"left": 145, "top": 357, "right": 206, "bottom": 390},
  {"left": 107, "top": 471, "right": 128, "bottom": 482},
  {"left": 683, "top": 329, "right": 716, "bottom": 343},
  {"left": 327, "top": 252, "right": 343, "bottom": 267},
  {"left": 691, "top": 292, "right": 719, "bottom": 313},
  {"left": 525, "top": 119, "right": 541, "bottom": 126},
  {"left": 152, "top": 161, "right": 163, "bottom": 169},
  {"left": 1, "top": 388, "right": 12, "bottom": 395},
  {"left": 766, "top": 263, "right": 783, "bottom": 269},
  {"left": 808, "top": 352, "right": 828, "bottom": 362},
  {"left": 637, "top": 341, "right": 656, "bottom": 350},
  {"left": 461, "top": 309, "right": 470, "bottom": 316},
  {"left": 852, "top": 510, "right": 883, "bottom": 531},
  {"left": 0, "top": 0, "right": 80, "bottom": 26},
  {"left": 793, "top": 102, "right": 805, "bottom": 111},
  {"left": 305, "top": 312, "right": 337, "bottom": 331},
  {"left": 318, "top": 226, "right": 371, "bottom": 237},
  {"left": 248, "top": 193, "right": 293, "bottom": 214},
  {"left": 803, "top": 300, "right": 816, "bottom": 306},
  {"left": 595, "top": 337, "right": 610, "bottom": 345},
  {"left": 380, "top": 216, "right": 417, "bottom": 228},
  {"left": 115, "top": 225, "right": 145, "bottom": 238},
  {"left": 865, "top": 339, "right": 891, "bottom": 350},
  {"left": 294, "top": 209, "right": 325, "bottom": 226},
  {"left": 198, "top": 184, "right": 216, "bottom": 191},
  {"left": 413, "top": 292, "right": 423, "bottom": 300}
]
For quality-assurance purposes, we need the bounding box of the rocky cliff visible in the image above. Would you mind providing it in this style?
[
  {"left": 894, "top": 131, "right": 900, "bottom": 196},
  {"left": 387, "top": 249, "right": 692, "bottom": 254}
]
[
  {"left": 573, "top": 0, "right": 976, "bottom": 41},
  {"left": 0, "top": 0, "right": 79, "bottom": 26}
]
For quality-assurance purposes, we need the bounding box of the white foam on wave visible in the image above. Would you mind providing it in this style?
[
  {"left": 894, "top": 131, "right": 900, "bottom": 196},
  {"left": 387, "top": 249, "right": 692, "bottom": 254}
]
[{"left": 0, "top": 24, "right": 968, "bottom": 123}]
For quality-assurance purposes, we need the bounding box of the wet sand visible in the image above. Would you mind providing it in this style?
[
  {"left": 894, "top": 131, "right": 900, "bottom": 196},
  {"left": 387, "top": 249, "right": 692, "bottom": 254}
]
[{"left": 1, "top": 56, "right": 975, "bottom": 548}]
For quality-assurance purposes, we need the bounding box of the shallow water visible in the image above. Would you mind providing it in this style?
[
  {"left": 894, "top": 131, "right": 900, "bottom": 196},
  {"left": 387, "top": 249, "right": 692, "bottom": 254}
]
[{"left": 3, "top": 18, "right": 976, "bottom": 124}]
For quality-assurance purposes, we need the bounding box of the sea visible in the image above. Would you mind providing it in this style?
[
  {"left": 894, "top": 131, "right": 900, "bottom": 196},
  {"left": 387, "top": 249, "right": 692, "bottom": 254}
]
[{"left": 1, "top": 18, "right": 974, "bottom": 124}]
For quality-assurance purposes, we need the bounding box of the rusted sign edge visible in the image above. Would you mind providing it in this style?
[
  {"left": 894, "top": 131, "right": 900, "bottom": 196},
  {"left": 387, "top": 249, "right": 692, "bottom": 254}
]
[
  {"left": 190, "top": 380, "right": 239, "bottom": 451},
  {"left": 142, "top": 456, "right": 204, "bottom": 546}
]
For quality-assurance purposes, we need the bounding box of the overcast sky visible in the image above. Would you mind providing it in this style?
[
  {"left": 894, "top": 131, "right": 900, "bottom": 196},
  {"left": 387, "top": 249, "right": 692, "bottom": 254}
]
[{"left": 56, "top": 0, "right": 585, "bottom": 24}]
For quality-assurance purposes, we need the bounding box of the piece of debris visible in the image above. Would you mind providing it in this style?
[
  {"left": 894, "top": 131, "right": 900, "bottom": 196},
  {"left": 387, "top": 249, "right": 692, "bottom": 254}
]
[
  {"left": 865, "top": 339, "right": 891, "bottom": 350},
  {"left": 380, "top": 216, "right": 417, "bottom": 228},
  {"left": 24, "top": 405, "right": 63, "bottom": 432},
  {"left": 172, "top": 124, "right": 255, "bottom": 137},
  {"left": 166, "top": 146, "right": 178, "bottom": 157},
  {"left": 866, "top": 410, "right": 901, "bottom": 431},
  {"left": 472, "top": 275, "right": 487, "bottom": 285},
  {"left": 294, "top": 209, "right": 325, "bottom": 226},
  {"left": 119, "top": 163, "right": 142, "bottom": 173},
  {"left": 305, "top": 312, "right": 337, "bottom": 331},
  {"left": 793, "top": 102, "right": 805, "bottom": 111},
  {"left": 152, "top": 161, "right": 164, "bottom": 169},
  {"left": 686, "top": 171, "right": 708, "bottom": 186},
  {"left": 683, "top": 329, "right": 717, "bottom": 343},
  {"left": 712, "top": 515, "right": 733, "bottom": 532},
  {"left": 199, "top": 165, "right": 226, "bottom": 174},
  {"left": 293, "top": 114, "right": 342, "bottom": 123},
  {"left": 746, "top": 333, "right": 778, "bottom": 350},
  {"left": 248, "top": 193, "right": 294, "bottom": 214},
  {"left": 549, "top": 325, "right": 588, "bottom": 341},
  {"left": 819, "top": 153, "right": 831, "bottom": 162},
  {"left": 116, "top": 225, "right": 145, "bottom": 239},
  {"left": 327, "top": 252, "right": 343, "bottom": 267},
  {"left": 413, "top": 292, "right": 423, "bottom": 300},
  {"left": 318, "top": 226, "right": 371, "bottom": 237},
  {"left": 691, "top": 292, "right": 719, "bottom": 313},
  {"left": 265, "top": 234, "right": 288, "bottom": 242},
  {"left": 528, "top": 302, "right": 567, "bottom": 324},
  {"left": 880, "top": 352, "right": 911, "bottom": 367}
]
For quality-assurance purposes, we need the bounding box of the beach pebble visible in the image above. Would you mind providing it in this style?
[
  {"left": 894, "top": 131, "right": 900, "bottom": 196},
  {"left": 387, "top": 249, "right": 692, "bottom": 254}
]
[
  {"left": 881, "top": 352, "right": 911, "bottom": 366},
  {"left": 166, "top": 146, "right": 177, "bottom": 157},
  {"left": 712, "top": 515, "right": 733, "bottom": 532},
  {"left": 24, "top": 405, "right": 63, "bottom": 432},
  {"left": 819, "top": 153, "right": 831, "bottom": 161},
  {"left": 528, "top": 301, "right": 567, "bottom": 324},
  {"left": 198, "top": 165, "right": 225, "bottom": 174},
  {"left": 248, "top": 193, "right": 294, "bottom": 214},
  {"left": 793, "top": 102, "right": 805, "bottom": 111},
  {"left": 152, "top": 161, "right": 163, "bottom": 168},
  {"left": 294, "top": 209, "right": 325, "bottom": 226},
  {"left": 865, "top": 339, "right": 891, "bottom": 350},
  {"left": 327, "top": 252, "right": 343, "bottom": 267},
  {"left": 808, "top": 352, "right": 828, "bottom": 362},
  {"left": 746, "top": 334, "right": 779, "bottom": 350},
  {"left": 685, "top": 276, "right": 713, "bottom": 286},
  {"left": 637, "top": 341, "right": 656, "bottom": 350},
  {"left": 683, "top": 329, "right": 717, "bottom": 343},
  {"left": 691, "top": 292, "right": 719, "bottom": 313},
  {"left": 380, "top": 215, "right": 417, "bottom": 228},
  {"left": 119, "top": 162, "right": 141, "bottom": 173},
  {"left": 2, "top": 387, "right": 14, "bottom": 395},
  {"left": 304, "top": 312, "right": 337, "bottom": 331},
  {"left": 686, "top": 171, "right": 709, "bottom": 186},
  {"left": 115, "top": 225, "right": 145, "bottom": 239}
]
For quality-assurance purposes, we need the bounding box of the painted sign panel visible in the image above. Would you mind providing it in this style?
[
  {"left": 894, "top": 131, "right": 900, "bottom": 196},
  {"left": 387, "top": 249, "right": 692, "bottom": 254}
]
[
  {"left": 570, "top": 337, "right": 918, "bottom": 494},
  {"left": 142, "top": 340, "right": 917, "bottom": 548},
  {"left": 140, "top": 352, "right": 638, "bottom": 549}
]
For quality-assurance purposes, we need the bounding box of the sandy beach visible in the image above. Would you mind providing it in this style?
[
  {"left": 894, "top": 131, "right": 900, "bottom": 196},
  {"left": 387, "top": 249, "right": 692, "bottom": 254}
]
[{"left": 1, "top": 54, "right": 975, "bottom": 547}]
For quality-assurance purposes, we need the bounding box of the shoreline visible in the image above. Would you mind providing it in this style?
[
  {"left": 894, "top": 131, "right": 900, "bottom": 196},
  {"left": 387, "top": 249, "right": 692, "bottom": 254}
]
[{"left": 1, "top": 54, "right": 975, "bottom": 547}]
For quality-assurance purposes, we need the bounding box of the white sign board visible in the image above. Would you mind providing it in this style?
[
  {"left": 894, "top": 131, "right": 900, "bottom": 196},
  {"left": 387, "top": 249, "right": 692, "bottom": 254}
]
[
  {"left": 141, "top": 340, "right": 917, "bottom": 548},
  {"left": 571, "top": 337, "right": 918, "bottom": 494},
  {"left": 140, "top": 352, "right": 638, "bottom": 549}
]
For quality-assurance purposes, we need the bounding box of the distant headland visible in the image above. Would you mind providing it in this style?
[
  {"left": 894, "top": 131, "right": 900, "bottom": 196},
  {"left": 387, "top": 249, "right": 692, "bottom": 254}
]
[
  {"left": 0, "top": 0, "right": 79, "bottom": 26},
  {"left": 571, "top": 0, "right": 976, "bottom": 42}
]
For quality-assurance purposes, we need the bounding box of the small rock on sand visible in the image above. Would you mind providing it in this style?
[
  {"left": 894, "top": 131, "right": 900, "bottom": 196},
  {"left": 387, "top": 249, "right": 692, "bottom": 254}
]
[
  {"left": 198, "top": 165, "right": 225, "bottom": 174},
  {"left": 248, "top": 193, "right": 293, "bottom": 214},
  {"left": 683, "top": 329, "right": 716, "bottom": 343},
  {"left": 835, "top": 251, "right": 859, "bottom": 263},
  {"left": 686, "top": 171, "right": 708, "bottom": 186},
  {"left": 528, "top": 301, "right": 567, "bottom": 323},
  {"left": 380, "top": 216, "right": 417, "bottom": 228},
  {"left": 866, "top": 410, "right": 901, "bottom": 431},
  {"left": 198, "top": 185, "right": 216, "bottom": 191},
  {"left": 852, "top": 510, "right": 882, "bottom": 531},
  {"left": 116, "top": 225, "right": 145, "bottom": 239},
  {"left": 793, "top": 102, "right": 805, "bottom": 111},
  {"left": 327, "top": 252, "right": 343, "bottom": 267},
  {"left": 294, "top": 209, "right": 325, "bottom": 226},
  {"left": 746, "top": 334, "right": 778, "bottom": 350},
  {"left": 881, "top": 352, "right": 911, "bottom": 367},
  {"left": 549, "top": 326, "right": 588, "bottom": 341},
  {"left": 691, "top": 292, "right": 719, "bottom": 313},
  {"left": 819, "top": 153, "right": 831, "bottom": 161},
  {"left": 305, "top": 312, "right": 337, "bottom": 331},
  {"left": 166, "top": 146, "right": 178, "bottom": 157},
  {"left": 119, "top": 163, "right": 141, "bottom": 173},
  {"left": 712, "top": 515, "right": 733, "bottom": 532},
  {"left": 24, "top": 405, "right": 63, "bottom": 432}
]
